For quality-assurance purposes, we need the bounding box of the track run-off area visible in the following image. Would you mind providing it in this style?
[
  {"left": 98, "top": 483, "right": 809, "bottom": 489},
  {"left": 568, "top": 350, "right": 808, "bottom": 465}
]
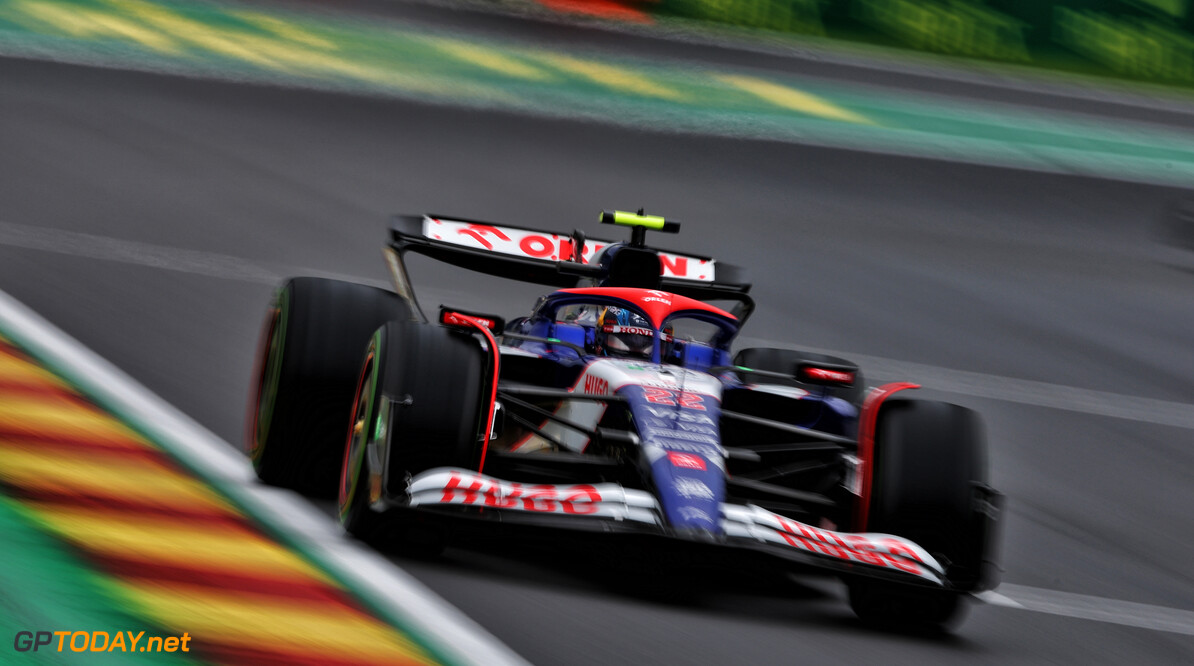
[
  {"left": 3, "top": 0, "right": 1194, "bottom": 663},
  {"left": 4, "top": 0, "right": 1194, "bottom": 186}
]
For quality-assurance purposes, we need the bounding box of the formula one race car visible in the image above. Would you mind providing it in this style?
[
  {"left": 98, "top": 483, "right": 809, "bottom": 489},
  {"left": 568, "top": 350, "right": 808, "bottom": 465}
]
[{"left": 246, "top": 210, "right": 1002, "bottom": 628}]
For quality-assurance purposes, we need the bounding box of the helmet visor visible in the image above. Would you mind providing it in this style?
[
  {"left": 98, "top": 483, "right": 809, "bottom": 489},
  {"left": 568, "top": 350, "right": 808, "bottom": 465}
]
[{"left": 602, "top": 325, "right": 653, "bottom": 358}]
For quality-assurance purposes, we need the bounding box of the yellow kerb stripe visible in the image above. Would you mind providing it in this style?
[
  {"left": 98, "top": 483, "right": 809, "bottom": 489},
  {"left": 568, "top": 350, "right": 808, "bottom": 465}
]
[
  {"left": 0, "top": 446, "right": 235, "bottom": 514},
  {"left": 0, "top": 349, "right": 74, "bottom": 391},
  {"left": 107, "top": 0, "right": 279, "bottom": 68},
  {"left": 0, "top": 398, "right": 145, "bottom": 444},
  {"left": 716, "top": 74, "right": 874, "bottom": 125},
  {"left": 114, "top": 580, "right": 434, "bottom": 663},
  {"left": 0, "top": 432, "right": 147, "bottom": 452},
  {"left": 16, "top": 0, "right": 179, "bottom": 53},
  {"left": 538, "top": 53, "right": 684, "bottom": 100},
  {"left": 232, "top": 11, "right": 337, "bottom": 50},
  {"left": 107, "top": 0, "right": 511, "bottom": 101},
  {"left": 29, "top": 505, "right": 334, "bottom": 583},
  {"left": 433, "top": 38, "right": 551, "bottom": 81}
]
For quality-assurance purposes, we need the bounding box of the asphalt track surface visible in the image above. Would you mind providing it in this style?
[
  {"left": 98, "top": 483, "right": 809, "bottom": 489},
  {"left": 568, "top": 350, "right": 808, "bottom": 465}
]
[{"left": 3, "top": 7, "right": 1194, "bottom": 663}]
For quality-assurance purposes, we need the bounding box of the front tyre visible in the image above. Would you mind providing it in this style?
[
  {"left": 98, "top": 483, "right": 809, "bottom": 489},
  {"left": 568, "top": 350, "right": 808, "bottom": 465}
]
[
  {"left": 848, "top": 399, "right": 994, "bottom": 630},
  {"left": 847, "top": 582, "right": 965, "bottom": 632},
  {"left": 339, "top": 320, "right": 490, "bottom": 553},
  {"left": 247, "top": 277, "right": 410, "bottom": 497},
  {"left": 339, "top": 334, "right": 388, "bottom": 546}
]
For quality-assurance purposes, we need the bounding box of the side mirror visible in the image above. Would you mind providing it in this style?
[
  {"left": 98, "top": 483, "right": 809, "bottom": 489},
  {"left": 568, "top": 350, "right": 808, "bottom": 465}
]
[{"left": 794, "top": 361, "right": 857, "bottom": 387}]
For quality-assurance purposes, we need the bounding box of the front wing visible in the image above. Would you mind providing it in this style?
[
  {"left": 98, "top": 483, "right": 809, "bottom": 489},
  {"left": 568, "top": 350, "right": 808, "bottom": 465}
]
[{"left": 406, "top": 469, "right": 946, "bottom": 587}]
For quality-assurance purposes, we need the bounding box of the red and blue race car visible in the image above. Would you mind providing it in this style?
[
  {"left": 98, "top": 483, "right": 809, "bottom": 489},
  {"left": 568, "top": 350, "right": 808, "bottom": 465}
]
[{"left": 246, "top": 210, "right": 1002, "bottom": 629}]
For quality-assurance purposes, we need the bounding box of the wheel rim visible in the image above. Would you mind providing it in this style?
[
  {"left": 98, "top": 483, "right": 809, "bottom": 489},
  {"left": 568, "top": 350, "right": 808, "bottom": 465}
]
[
  {"left": 249, "top": 306, "right": 283, "bottom": 462},
  {"left": 339, "top": 352, "right": 374, "bottom": 520}
]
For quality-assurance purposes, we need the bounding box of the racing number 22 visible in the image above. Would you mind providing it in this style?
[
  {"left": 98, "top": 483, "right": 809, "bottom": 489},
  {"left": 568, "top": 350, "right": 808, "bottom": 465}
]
[{"left": 643, "top": 388, "right": 705, "bottom": 410}]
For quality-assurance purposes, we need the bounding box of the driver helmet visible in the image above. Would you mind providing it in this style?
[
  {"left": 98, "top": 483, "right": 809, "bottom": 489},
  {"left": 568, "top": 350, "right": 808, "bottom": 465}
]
[{"left": 596, "top": 307, "right": 655, "bottom": 359}]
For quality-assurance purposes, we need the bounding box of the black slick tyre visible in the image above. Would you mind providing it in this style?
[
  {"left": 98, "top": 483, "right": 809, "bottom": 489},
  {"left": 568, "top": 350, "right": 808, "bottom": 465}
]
[
  {"left": 339, "top": 320, "right": 489, "bottom": 553},
  {"left": 247, "top": 277, "right": 410, "bottom": 497},
  {"left": 848, "top": 399, "right": 989, "bottom": 630}
]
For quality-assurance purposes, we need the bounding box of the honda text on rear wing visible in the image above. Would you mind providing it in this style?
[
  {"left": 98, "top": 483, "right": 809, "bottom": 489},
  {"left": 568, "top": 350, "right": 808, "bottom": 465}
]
[{"left": 384, "top": 211, "right": 755, "bottom": 322}]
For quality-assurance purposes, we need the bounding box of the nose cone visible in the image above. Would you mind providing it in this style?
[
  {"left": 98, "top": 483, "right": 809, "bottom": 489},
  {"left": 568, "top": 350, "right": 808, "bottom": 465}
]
[
  {"left": 621, "top": 384, "right": 728, "bottom": 535},
  {"left": 648, "top": 456, "right": 725, "bottom": 534}
]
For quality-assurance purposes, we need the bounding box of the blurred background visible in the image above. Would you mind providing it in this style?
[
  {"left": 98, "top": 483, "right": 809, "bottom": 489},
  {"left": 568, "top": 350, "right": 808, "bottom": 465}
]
[
  {"left": 600, "top": 0, "right": 1194, "bottom": 85},
  {"left": 2, "top": 0, "right": 1194, "bottom": 664}
]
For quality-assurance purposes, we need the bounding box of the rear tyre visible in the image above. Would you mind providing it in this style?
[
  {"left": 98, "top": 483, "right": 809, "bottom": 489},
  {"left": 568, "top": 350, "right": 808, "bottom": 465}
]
[
  {"left": 247, "top": 277, "right": 410, "bottom": 497},
  {"left": 848, "top": 399, "right": 989, "bottom": 630},
  {"left": 339, "top": 320, "right": 489, "bottom": 554}
]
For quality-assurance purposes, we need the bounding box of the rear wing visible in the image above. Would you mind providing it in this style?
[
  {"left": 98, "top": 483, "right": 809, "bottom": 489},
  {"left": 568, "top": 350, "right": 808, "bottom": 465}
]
[{"left": 385, "top": 214, "right": 754, "bottom": 320}]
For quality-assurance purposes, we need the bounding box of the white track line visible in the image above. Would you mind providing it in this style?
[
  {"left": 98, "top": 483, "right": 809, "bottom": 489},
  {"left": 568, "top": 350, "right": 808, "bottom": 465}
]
[
  {"left": 855, "top": 352, "right": 1194, "bottom": 430},
  {"left": 0, "top": 220, "right": 392, "bottom": 288},
  {"left": 852, "top": 351, "right": 1194, "bottom": 430},
  {"left": 5, "top": 221, "right": 1191, "bottom": 431},
  {"left": 0, "top": 287, "right": 529, "bottom": 666},
  {"left": 0, "top": 221, "right": 280, "bottom": 284},
  {"left": 978, "top": 584, "right": 1194, "bottom": 636},
  {"left": 735, "top": 340, "right": 1194, "bottom": 431}
]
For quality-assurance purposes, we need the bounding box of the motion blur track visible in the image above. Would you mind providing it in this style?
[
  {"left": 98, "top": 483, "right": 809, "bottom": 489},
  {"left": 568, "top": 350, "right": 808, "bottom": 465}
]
[
  {"left": 4, "top": 0, "right": 1194, "bottom": 185},
  {"left": 3, "top": 0, "right": 1194, "bottom": 664}
]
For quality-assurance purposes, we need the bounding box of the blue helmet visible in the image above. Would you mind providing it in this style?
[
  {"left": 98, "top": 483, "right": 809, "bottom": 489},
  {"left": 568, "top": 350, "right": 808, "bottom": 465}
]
[{"left": 596, "top": 307, "right": 654, "bottom": 359}]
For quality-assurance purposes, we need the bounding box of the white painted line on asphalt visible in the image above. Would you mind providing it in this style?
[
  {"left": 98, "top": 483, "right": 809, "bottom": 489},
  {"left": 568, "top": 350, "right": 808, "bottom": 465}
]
[
  {"left": 0, "top": 220, "right": 392, "bottom": 289},
  {"left": 0, "top": 286, "right": 530, "bottom": 666},
  {"left": 855, "top": 350, "right": 1194, "bottom": 430},
  {"left": 973, "top": 590, "right": 1024, "bottom": 608},
  {"left": 981, "top": 584, "right": 1194, "bottom": 636},
  {"left": 0, "top": 220, "right": 280, "bottom": 283},
  {"left": 739, "top": 336, "right": 1194, "bottom": 431}
]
